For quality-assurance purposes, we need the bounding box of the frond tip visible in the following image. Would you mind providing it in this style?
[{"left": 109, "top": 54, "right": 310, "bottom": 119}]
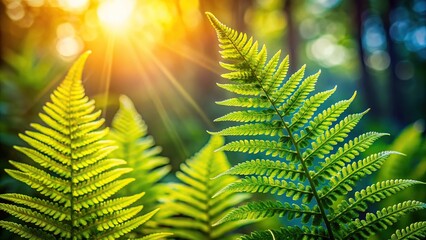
[{"left": 0, "top": 51, "right": 159, "bottom": 239}]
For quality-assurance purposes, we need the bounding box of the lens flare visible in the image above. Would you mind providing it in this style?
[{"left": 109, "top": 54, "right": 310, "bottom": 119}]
[{"left": 97, "top": 0, "right": 135, "bottom": 31}]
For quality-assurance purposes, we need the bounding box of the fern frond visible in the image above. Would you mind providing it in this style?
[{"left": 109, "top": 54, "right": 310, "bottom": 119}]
[
  {"left": 93, "top": 208, "right": 160, "bottom": 239},
  {"left": 341, "top": 201, "right": 426, "bottom": 239},
  {"left": 0, "top": 203, "right": 71, "bottom": 237},
  {"left": 320, "top": 151, "right": 402, "bottom": 205},
  {"left": 209, "top": 122, "right": 284, "bottom": 137},
  {"left": 239, "top": 226, "right": 328, "bottom": 240},
  {"left": 0, "top": 194, "right": 69, "bottom": 221},
  {"left": 215, "top": 200, "right": 321, "bottom": 225},
  {"left": 214, "top": 110, "right": 275, "bottom": 122},
  {"left": 277, "top": 70, "right": 319, "bottom": 116},
  {"left": 302, "top": 110, "right": 368, "bottom": 165},
  {"left": 108, "top": 95, "right": 170, "bottom": 210},
  {"left": 206, "top": 12, "right": 425, "bottom": 240},
  {"left": 313, "top": 133, "right": 390, "bottom": 182},
  {"left": 216, "top": 96, "right": 271, "bottom": 108},
  {"left": 0, "top": 52, "right": 158, "bottom": 239},
  {"left": 218, "top": 140, "right": 296, "bottom": 158},
  {"left": 213, "top": 176, "right": 313, "bottom": 202},
  {"left": 390, "top": 221, "right": 426, "bottom": 240},
  {"left": 331, "top": 180, "right": 425, "bottom": 223},
  {"left": 296, "top": 92, "right": 356, "bottom": 146},
  {"left": 289, "top": 86, "right": 336, "bottom": 132},
  {"left": 217, "top": 83, "right": 261, "bottom": 96},
  {"left": 214, "top": 159, "right": 305, "bottom": 181},
  {"left": 270, "top": 64, "right": 305, "bottom": 105},
  {"left": 78, "top": 193, "right": 144, "bottom": 220},
  {"left": 131, "top": 232, "right": 174, "bottom": 240},
  {"left": 0, "top": 221, "right": 55, "bottom": 240},
  {"left": 155, "top": 136, "right": 251, "bottom": 239}
]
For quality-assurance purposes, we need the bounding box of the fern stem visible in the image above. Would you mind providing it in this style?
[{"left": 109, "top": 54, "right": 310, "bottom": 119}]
[
  {"left": 220, "top": 31, "right": 335, "bottom": 239},
  {"left": 280, "top": 118, "right": 335, "bottom": 240},
  {"left": 258, "top": 81, "right": 335, "bottom": 240},
  {"left": 68, "top": 91, "right": 75, "bottom": 240}
]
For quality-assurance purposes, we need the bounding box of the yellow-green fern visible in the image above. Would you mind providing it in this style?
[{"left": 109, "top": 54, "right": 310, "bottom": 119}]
[
  {"left": 0, "top": 52, "right": 169, "bottom": 240},
  {"left": 108, "top": 95, "right": 170, "bottom": 209},
  {"left": 206, "top": 12, "right": 426, "bottom": 240},
  {"left": 155, "top": 136, "right": 251, "bottom": 240}
]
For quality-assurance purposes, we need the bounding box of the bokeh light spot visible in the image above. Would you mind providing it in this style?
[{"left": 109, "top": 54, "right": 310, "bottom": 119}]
[
  {"left": 179, "top": 0, "right": 201, "bottom": 30},
  {"left": 299, "top": 19, "right": 320, "bottom": 39},
  {"left": 56, "top": 23, "right": 75, "bottom": 38},
  {"left": 395, "top": 60, "right": 414, "bottom": 80},
  {"left": 26, "top": 0, "right": 45, "bottom": 7},
  {"left": 56, "top": 36, "right": 83, "bottom": 58},
  {"left": 6, "top": 1, "right": 25, "bottom": 21},
  {"left": 413, "top": 0, "right": 426, "bottom": 14},
  {"left": 366, "top": 50, "right": 390, "bottom": 71},
  {"left": 58, "top": 0, "right": 89, "bottom": 12},
  {"left": 309, "top": 35, "right": 348, "bottom": 67}
]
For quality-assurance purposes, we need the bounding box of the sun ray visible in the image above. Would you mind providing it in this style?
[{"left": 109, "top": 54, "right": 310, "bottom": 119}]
[
  {"left": 99, "top": 35, "right": 115, "bottom": 118},
  {"left": 130, "top": 36, "right": 213, "bottom": 128},
  {"left": 124, "top": 39, "right": 189, "bottom": 159},
  {"left": 160, "top": 42, "right": 221, "bottom": 75}
]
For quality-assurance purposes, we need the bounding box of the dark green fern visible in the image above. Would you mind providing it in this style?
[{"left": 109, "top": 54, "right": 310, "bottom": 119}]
[
  {"left": 154, "top": 135, "right": 251, "bottom": 240},
  {"left": 0, "top": 52, "right": 169, "bottom": 240},
  {"left": 206, "top": 12, "right": 426, "bottom": 240}
]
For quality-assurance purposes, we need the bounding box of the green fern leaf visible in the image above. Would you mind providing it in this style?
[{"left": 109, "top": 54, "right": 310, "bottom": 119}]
[
  {"left": 390, "top": 221, "right": 426, "bottom": 240},
  {"left": 155, "top": 136, "right": 251, "bottom": 240},
  {"left": 213, "top": 176, "right": 313, "bottom": 202},
  {"left": 0, "top": 52, "right": 158, "bottom": 239},
  {"left": 342, "top": 201, "right": 426, "bottom": 239},
  {"left": 239, "top": 226, "right": 328, "bottom": 240},
  {"left": 108, "top": 95, "right": 171, "bottom": 213},
  {"left": 331, "top": 179, "right": 425, "bottom": 224},
  {"left": 214, "top": 110, "right": 275, "bottom": 122},
  {"left": 0, "top": 221, "right": 55, "bottom": 240},
  {"left": 130, "top": 232, "right": 174, "bottom": 240},
  {"left": 289, "top": 86, "right": 336, "bottom": 132},
  {"left": 302, "top": 111, "right": 368, "bottom": 165},
  {"left": 218, "top": 140, "right": 296, "bottom": 158},
  {"left": 319, "top": 151, "right": 402, "bottom": 205},
  {"left": 297, "top": 92, "right": 357, "bottom": 147},
  {"left": 214, "top": 159, "right": 305, "bottom": 181},
  {"left": 313, "top": 133, "right": 390, "bottom": 183},
  {"left": 214, "top": 200, "right": 321, "bottom": 225},
  {"left": 210, "top": 122, "right": 284, "bottom": 137},
  {"left": 206, "top": 12, "right": 425, "bottom": 240}
]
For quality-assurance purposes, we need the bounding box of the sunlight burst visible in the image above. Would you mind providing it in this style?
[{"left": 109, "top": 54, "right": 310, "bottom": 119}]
[{"left": 97, "top": 0, "right": 135, "bottom": 31}]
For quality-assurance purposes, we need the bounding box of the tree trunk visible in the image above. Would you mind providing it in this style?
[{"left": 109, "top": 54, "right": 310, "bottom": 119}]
[
  {"left": 382, "top": 0, "right": 404, "bottom": 125},
  {"left": 284, "top": 0, "right": 298, "bottom": 71},
  {"left": 353, "top": 0, "right": 379, "bottom": 117}
]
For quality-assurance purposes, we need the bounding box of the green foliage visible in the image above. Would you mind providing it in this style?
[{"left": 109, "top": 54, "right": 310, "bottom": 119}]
[
  {"left": 0, "top": 38, "right": 63, "bottom": 153},
  {"left": 154, "top": 136, "right": 251, "bottom": 240},
  {"left": 373, "top": 122, "right": 426, "bottom": 239},
  {"left": 0, "top": 52, "right": 163, "bottom": 239},
  {"left": 376, "top": 122, "right": 426, "bottom": 183},
  {"left": 390, "top": 222, "right": 426, "bottom": 240},
  {"left": 108, "top": 95, "right": 170, "bottom": 209},
  {"left": 206, "top": 12, "right": 426, "bottom": 239}
]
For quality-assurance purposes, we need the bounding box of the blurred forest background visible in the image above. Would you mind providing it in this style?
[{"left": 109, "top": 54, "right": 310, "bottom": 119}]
[{"left": 0, "top": 0, "right": 425, "bottom": 238}]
